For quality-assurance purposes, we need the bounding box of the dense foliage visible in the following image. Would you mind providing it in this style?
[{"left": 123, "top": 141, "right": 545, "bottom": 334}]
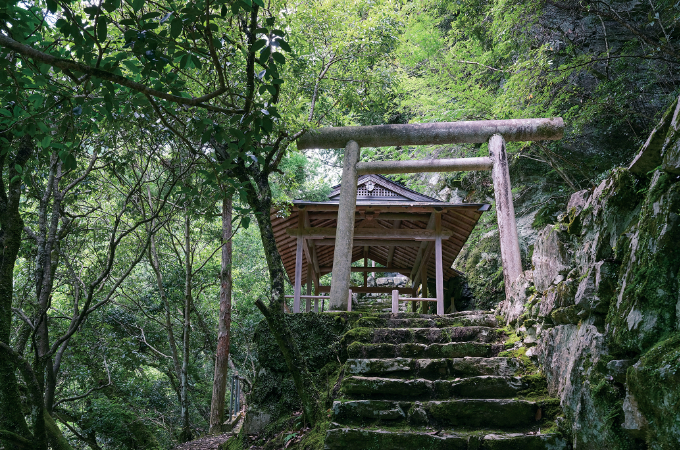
[{"left": 0, "top": 0, "right": 677, "bottom": 447}]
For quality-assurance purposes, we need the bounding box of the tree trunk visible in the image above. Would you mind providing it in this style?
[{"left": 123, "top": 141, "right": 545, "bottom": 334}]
[
  {"left": 209, "top": 194, "right": 233, "bottom": 434},
  {"left": 246, "top": 180, "right": 322, "bottom": 423},
  {"left": 0, "top": 135, "right": 36, "bottom": 446},
  {"left": 179, "top": 212, "right": 193, "bottom": 442}
]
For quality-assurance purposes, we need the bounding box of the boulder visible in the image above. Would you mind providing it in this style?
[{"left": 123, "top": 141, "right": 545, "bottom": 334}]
[
  {"left": 532, "top": 226, "right": 571, "bottom": 293},
  {"left": 574, "top": 261, "right": 618, "bottom": 317}
]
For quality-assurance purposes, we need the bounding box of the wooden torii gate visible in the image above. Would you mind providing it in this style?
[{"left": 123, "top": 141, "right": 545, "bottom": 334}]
[{"left": 296, "top": 118, "right": 564, "bottom": 313}]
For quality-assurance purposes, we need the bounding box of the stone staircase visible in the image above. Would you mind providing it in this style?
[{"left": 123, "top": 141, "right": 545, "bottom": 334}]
[{"left": 325, "top": 311, "right": 568, "bottom": 449}]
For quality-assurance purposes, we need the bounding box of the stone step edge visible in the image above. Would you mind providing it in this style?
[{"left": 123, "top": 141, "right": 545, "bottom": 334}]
[{"left": 325, "top": 427, "right": 567, "bottom": 450}]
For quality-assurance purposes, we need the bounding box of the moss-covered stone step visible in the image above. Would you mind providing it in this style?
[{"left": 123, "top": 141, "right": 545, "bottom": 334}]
[
  {"left": 355, "top": 314, "right": 498, "bottom": 329},
  {"left": 375, "top": 311, "right": 493, "bottom": 319},
  {"left": 324, "top": 428, "right": 567, "bottom": 450},
  {"left": 332, "top": 399, "right": 547, "bottom": 428},
  {"left": 324, "top": 427, "right": 468, "bottom": 450},
  {"left": 342, "top": 326, "right": 502, "bottom": 347},
  {"left": 345, "top": 357, "right": 521, "bottom": 378},
  {"left": 347, "top": 341, "right": 499, "bottom": 359},
  {"left": 341, "top": 375, "right": 527, "bottom": 399}
]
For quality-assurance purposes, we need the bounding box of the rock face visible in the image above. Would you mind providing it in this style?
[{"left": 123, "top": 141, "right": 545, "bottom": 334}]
[{"left": 496, "top": 96, "right": 680, "bottom": 449}]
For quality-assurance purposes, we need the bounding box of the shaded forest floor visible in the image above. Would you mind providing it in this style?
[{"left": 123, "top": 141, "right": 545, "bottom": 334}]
[{"left": 173, "top": 433, "right": 232, "bottom": 450}]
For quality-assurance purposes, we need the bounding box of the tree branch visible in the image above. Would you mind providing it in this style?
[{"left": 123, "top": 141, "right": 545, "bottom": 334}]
[{"left": 0, "top": 35, "right": 243, "bottom": 112}]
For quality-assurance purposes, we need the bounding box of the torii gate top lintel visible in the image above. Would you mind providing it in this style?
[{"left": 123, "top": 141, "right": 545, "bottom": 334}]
[
  {"left": 297, "top": 117, "right": 564, "bottom": 150},
  {"left": 295, "top": 117, "right": 565, "bottom": 314}
]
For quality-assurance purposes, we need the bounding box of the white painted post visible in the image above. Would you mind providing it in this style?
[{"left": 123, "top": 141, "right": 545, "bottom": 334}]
[
  {"left": 489, "top": 134, "right": 522, "bottom": 290},
  {"left": 293, "top": 235, "right": 303, "bottom": 313},
  {"left": 435, "top": 213, "right": 445, "bottom": 315},
  {"left": 330, "top": 140, "right": 361, "bottom": 310},
  {"left": 392, "top": 290, "right": 399, "bottom": 314},
  {"left": 347, "top": 289, "right": 353, "bottom": 312}
]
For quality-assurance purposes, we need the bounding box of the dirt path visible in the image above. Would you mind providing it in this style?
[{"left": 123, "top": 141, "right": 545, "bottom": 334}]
[{"left": 173, "top": 433, "right": 232, "bottom": 450}]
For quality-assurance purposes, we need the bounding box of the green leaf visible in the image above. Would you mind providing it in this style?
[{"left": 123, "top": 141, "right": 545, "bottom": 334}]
[
  {"left": 46, "top": 0, "right": 58, "bottom": 13},
  {"left": 272, "top": 52, "right": 285, "bottom": 64},
  {"left": 10, "top": 176, "right": 21, "bottom": 184},
  {"left": 170, "top": 18, "right": 182, "bottom": 38},
  {"left": 179, "top": 54, "right": 189, "bottom": 69},
  {"left": 259, "top": 46, "right": 271, "bottom": 62},
  {"left": 103, "top": 0, "right": 120, "bottom": 13},
  {"left": 14, "top": 164, "right": 23, "bottom": 174},
  {"left": 41, "top": 136, "right": 52, "bottom": 148},
  {"left": 277, "top": 39, "right": 291, "bottom": 52},
  {"left": 132, "top": 0, "right": 144, "bottom": 13},
  {"left": 252, "top": 39, "right": 267, "bottom": 52},
  {"left": 253, "top": 0, "right": 264, "bottom": 6},
  {"left": 64, "top": 154, "right": 77, "bottom": 171},
  {"left": 261, "top": 117, "right": 273, "bottom": 133},
  {"left": 241, "top": 215, "right": 250, "bottom": 229},
  {"left": 190, "top": 54, "right": 202, "bottom": 69},
  {"left": 0, "top": 109, "right": 11, "bottom": 117},
  {"left": 97, "top": 18, "right": 108, "bottom": 41}
]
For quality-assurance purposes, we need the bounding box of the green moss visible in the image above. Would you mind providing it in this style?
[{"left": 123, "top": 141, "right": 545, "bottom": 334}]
[
  {"left": 606, "top": 174, "right": 680, "bottom": 354},
  {"left": 518, "top": 373, "right": 549, "bottom": 399},
  {"left": 627, "top": 332, "right": 680, "bottom": 449}
]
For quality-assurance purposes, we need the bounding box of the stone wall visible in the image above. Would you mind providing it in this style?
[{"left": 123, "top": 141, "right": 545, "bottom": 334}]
[{"left": 497, "top": 96, "right": 680, "bottom": 449}]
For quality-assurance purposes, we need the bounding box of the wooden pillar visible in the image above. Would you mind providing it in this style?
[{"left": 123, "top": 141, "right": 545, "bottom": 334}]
[
  {"left": 363, "top": 247, "right": 368, "bottom": 287},
  {"left": 420, "top": 261, "right": 428, "bottom": 314},
  {"left": 330, "top": 140, "right": 360, "bottom": 310},
  {"left": 293, "top": 213, "right": 305, "bottom": 313},
  {"left": 347, "top": 289, "right": 353, "bottom": 312},
  {"left": 392, "top": 289, "right": 399, "bottom": 314},
  {"left": 293, "top": 236, "right": 303, "bottom": 314},
  {"left": 435, "top": 213, "right": 444, "bottom": 315},
  {"left": 489, "top": 134, "right": 522, "bottom": 291},
  {"left": 314, "top": 280, "right": 320, "bottom": 313},
  {"left": 305, "top": 282, "right": 312, "bottom": 313}
]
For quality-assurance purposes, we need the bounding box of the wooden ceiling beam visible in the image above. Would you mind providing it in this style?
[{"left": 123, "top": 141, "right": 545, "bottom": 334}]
[{"left": 287, "top": 227, "right": 453, "bottom": 240}]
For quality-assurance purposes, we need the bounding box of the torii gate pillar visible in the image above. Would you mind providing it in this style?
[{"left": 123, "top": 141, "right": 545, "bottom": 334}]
[{"left": 329, "top": 140, "right": 360, "bottom": 311}]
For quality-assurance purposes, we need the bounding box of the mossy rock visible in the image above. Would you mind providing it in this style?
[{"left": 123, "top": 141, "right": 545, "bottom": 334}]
[{"left": 626, "top": 332, "right": 680, "bottom": 448}]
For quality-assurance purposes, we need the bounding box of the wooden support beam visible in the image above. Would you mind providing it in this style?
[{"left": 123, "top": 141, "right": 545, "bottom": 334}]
[
  {"left": 293, "top": 212, "right": 304, "bottom": 314},
  {"left": 319, "top": 266, "right": 411, "bottom": 273},
  {"left": 347, "top": 289, "right": 353, "bottom": 312},
  {"left": 297, "top": 117, "right": 564, "bottom": 150},
  {"left": 287, "top": 227, "right": 453, "bottom": 240},
  {"left": 420, "top": 261, "right": 428, "bottom": 314},
  {"left": 392, "top": 290, "right": 399, "bottom": 314},
  {"left": 410, "top": 213, "right": 436, "bottom": 282},
  {"left": 306, "top": 281, "right": 312, "bottom": 313},
  {"left": 330, "top": 140, "right": 360, "bottom": 311},
  {"left": 489, "top": 134, "right": 522, "bottom": 291},
  {"left": 308, "top": 212, "right": 431, "bottom": 221},
  {"left": 435, "top": 214, "right": 445, "bottom": 316},
  {"left": 358, "top": 157, "right": 493, "bottom": 175},
  {"left": 315, "top": 239, "right": 423, "bottom": 247},
  {"left": 412, "top": 241, "right": 434, "bottom": 293},
  {"left": 386, "top": 220, "right": 401, "bottom": 266},
  {"left": 317, "top": 286, "right": 412, "bottom": 294},
  {"left": 363, "top": 247, "right": 368, "bottom": 287}
]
